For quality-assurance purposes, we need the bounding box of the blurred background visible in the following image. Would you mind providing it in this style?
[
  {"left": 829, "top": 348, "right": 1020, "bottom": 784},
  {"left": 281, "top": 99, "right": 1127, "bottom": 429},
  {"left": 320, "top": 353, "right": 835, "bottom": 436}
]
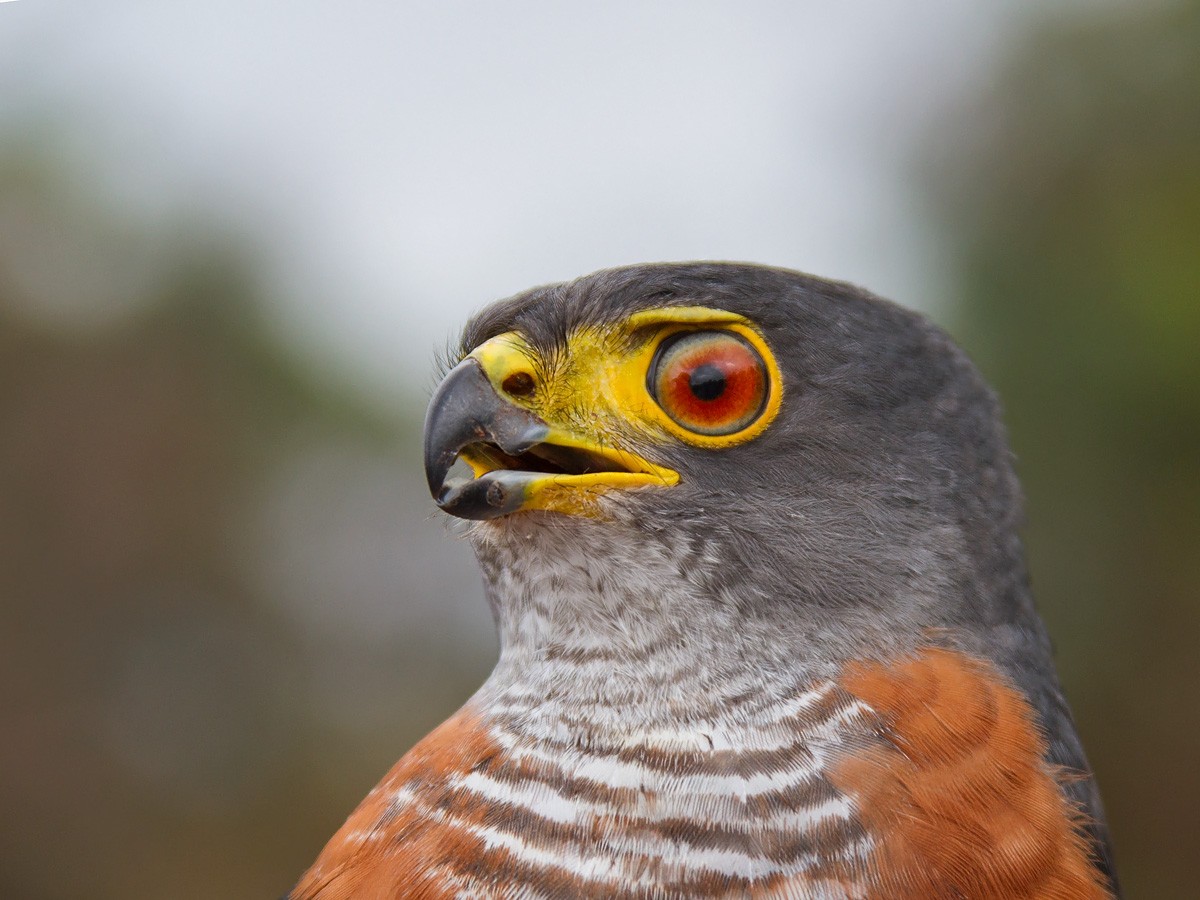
[{"left": 1, "top": 1, "right": 1195, "bottom": 897}]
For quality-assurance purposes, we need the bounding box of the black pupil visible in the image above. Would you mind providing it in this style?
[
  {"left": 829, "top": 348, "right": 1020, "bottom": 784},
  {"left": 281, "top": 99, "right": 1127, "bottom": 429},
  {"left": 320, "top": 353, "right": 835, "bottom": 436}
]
[{"left": 689, "top": 363, "right": 726, "bottom": 401}]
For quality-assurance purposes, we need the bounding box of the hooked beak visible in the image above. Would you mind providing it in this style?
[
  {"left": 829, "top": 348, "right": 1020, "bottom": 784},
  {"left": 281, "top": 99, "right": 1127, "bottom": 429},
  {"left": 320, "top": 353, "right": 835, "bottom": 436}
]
[{"left": 423, "top": 358, "right": 677, "bottom": 520}]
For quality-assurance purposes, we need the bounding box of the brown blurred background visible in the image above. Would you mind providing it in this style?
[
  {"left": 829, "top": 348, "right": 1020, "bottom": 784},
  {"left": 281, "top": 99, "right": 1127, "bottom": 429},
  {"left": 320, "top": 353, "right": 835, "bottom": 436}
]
[{"left": 1, "top": 2, "right": 1196, "bottom": 897}]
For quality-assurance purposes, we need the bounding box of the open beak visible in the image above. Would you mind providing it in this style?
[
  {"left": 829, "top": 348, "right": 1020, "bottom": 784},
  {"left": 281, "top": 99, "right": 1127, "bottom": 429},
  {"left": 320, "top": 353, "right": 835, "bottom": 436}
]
[{"left": 423, "top": 358, "right": 678, "bottom": 520}]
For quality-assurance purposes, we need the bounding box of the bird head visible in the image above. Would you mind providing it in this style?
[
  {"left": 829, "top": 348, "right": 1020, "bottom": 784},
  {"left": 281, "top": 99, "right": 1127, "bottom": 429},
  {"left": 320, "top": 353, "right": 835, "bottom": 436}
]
[{"left": 424, "top": 263, "right": 1039, "bottom": 672}]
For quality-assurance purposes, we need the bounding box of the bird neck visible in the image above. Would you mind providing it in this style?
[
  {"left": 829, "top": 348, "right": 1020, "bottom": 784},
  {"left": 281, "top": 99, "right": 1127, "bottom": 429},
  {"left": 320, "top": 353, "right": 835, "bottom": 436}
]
[{"left": 469, "top": 516, "right": 829, "bottom": 733}]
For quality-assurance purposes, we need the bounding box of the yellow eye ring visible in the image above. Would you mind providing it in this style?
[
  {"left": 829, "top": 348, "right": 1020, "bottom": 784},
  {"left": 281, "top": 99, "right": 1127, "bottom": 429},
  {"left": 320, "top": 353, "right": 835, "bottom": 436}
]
[{"left": 466, "top": 307, "right": 783, "bottom": 453}]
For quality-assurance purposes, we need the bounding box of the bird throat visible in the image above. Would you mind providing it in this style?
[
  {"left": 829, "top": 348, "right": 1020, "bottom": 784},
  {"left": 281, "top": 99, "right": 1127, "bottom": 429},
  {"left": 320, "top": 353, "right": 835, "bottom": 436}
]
[{"left": 468, "top": 514, "right": 829, "bottom": 738}]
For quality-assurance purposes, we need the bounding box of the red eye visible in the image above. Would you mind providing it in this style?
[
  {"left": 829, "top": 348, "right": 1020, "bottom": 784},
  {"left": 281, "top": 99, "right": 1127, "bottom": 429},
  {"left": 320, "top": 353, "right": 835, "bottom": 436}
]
[{"left": 648, "top": 330, "right": 769, "bottom": 436}]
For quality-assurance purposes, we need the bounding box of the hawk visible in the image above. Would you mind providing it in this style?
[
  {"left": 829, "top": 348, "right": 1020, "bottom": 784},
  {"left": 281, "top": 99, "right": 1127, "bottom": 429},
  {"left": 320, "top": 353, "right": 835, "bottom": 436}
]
[{"left": 291, "top": 263, "right": 1117, "bottom": 898}]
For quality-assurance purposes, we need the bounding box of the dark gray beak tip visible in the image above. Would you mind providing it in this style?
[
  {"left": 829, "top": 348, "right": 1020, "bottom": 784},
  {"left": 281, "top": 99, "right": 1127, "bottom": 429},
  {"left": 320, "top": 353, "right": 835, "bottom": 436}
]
[{"left": 422, "top": 357, "right": 548, "bottom": 518}]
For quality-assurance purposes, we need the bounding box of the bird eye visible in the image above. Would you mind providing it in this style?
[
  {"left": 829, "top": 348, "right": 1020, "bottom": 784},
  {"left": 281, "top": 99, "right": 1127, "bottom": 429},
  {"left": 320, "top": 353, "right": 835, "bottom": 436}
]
[{"left": 648, "top": 330, "right": 769, "bottom": 436}]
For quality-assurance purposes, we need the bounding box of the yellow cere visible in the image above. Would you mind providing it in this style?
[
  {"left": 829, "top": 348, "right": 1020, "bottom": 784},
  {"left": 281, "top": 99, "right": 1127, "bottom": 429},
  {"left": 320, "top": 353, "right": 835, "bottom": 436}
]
[{"left": 462, "top": 306, "right": 783, "bottom": 515}]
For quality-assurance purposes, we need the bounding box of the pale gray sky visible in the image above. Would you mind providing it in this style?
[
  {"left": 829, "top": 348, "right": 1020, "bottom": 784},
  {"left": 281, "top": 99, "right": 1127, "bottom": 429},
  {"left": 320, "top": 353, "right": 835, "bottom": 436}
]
[{"left": 1, "top": 1, "right": 1033, "bottom": 399}]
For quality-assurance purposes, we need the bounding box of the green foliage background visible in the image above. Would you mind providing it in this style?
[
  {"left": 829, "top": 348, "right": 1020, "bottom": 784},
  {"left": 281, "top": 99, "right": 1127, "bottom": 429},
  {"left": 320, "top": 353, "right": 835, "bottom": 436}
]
[{"left": 925, "top": 4, "right": 1200, "bottom": 895}]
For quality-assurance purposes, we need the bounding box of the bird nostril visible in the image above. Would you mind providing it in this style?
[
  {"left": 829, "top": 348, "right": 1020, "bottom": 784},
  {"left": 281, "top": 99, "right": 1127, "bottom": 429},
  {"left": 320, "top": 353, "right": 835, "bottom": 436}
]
[{"left": 502, "top": 371, "right": 536, "bottom": 397}]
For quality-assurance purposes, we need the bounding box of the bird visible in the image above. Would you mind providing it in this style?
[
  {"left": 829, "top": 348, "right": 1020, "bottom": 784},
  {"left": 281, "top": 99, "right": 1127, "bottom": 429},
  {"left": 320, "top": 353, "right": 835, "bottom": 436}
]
[{"left": 289, "top": 263, "right": 1118, "bottom": 898}]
